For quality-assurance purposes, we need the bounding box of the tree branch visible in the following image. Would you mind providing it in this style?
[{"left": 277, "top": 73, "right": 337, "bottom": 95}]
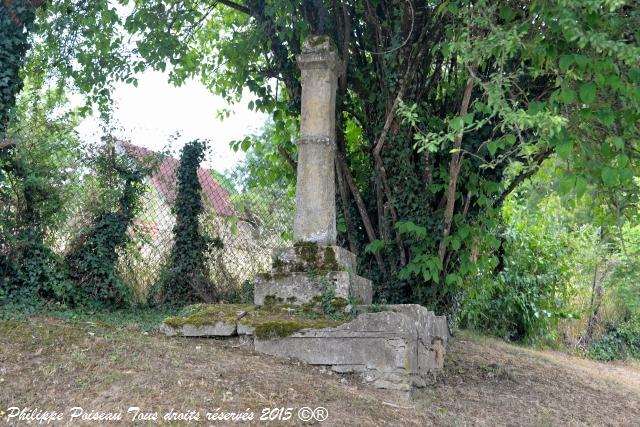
[
  {"left": 336, "top": 153, "right": 385, "bottom": 273},
  {"left": 215, "top": 0, "right": 251, "bottom": 15},
  {"left": 277, "top": 146, "right": 297, "bottom": 171},
  {"left": 438, "top": 72, "right": 475, "bottom": 262},
  {"left": 492, "top": 148, "right": 553, "bottom": 208}
]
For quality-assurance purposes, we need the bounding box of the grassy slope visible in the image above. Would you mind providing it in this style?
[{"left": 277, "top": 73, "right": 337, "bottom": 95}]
[{"left": 0, "top": 316, "right": 638, "bottom": 426}]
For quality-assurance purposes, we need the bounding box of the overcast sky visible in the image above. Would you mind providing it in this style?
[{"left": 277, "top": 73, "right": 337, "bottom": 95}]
[{"left": 76, "top": 70, "right": 268, "bottom": 173}]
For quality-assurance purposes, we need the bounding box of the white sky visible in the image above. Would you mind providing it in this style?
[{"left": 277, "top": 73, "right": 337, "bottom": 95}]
[{"left": 76, "top": 70, "right": 268, "bottom": 173}]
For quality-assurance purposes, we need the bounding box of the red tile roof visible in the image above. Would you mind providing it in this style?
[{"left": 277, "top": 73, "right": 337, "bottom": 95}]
[{"left": 120, "top": 142, "right": 234, "bottom": 217}]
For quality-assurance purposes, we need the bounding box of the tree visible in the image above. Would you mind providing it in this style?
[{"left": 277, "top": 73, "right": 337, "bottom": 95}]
[
  {"left": 20, "top": 0, "right": 640, "bottom": 312},
  {"left": 0, "top": 0, "right": 46, "bottom": 136}
]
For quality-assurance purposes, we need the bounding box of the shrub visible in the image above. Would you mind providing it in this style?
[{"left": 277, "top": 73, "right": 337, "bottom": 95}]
[
  {"left": 154, "top": 140, "right": 222, "bottom": 305},
  {"left": 0, "top": 88, "right": 81, "bottom": 304},
  {"left": 590, "top": 320, "right": 640, "bottom": 361},
  {"left": 460, "top": 199, "right": 576, "bottom": 342},
  {"left": 65, "top": 144, "right": 146, "bottom": 307}
]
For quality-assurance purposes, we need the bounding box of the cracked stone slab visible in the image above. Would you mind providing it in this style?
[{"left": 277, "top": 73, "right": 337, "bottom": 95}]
[{"left": 160, "top": 322, "right": 237, "bottom": 337}]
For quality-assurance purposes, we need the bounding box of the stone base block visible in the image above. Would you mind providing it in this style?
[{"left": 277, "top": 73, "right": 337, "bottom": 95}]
[
  {"left": 254, "top": 270, "right": 372, "bottom": 305},
  {"left": 159, "top": 304, "right": 251, "bottom": 337},
  {"left": 160, "top": 303, "right": 448, "bottom": 391},
  {"left": 254, "top": 305, "right": 448, "bottom": 390}
]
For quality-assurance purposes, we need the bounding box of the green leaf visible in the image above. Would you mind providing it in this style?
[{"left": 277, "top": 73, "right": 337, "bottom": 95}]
[
  {"left": 365, "top": 239, "right": 385, "bottom": 254},
  {"left": 598, "top": 108, "right": 615, "bottom": 127},
  {"left": 422, "top": 269, "right": 431, "bottom": 282},
  {"left": 556, "top": 140, "right": 573, "bottom": 160},
  {"left": 610, "top": 136, "right": 624, "bottom": 151},
  {"left": 579, "top": 82, "right": 596, "bottom": 104},
  {"left": 559, "top": 175, "right": 575, "bottom": 194},
  {"left": 463, "top": 112, "right": 475, "bottom": 125},
  {"left": 446, "top": 273, "right": 460, "bottom": 286},
  {"left": 573, "top": 54, "right": 589, "bottom": 69},
  {"left": 575, "top": 176, "right": 588, "bottom": 198},
  {"left": 559, "top": 88, "right": 576, "bottom": 104},
  {"left": 559, "top": 55, "right": 574, "bottom": 72},
  {"left": 499, "top": 7, "right": 513, "bottom": 21},
  {"left": 395, "top": 221, "right": 427, "bottom": 238},
  {"left": 451, "top": 238, "right": 461, "bottom": 250},
  {"left": 601, "top": 167, "right": 619, "bottom": 187},
  {"left": 450, "top": 117, "right": 464, "bottom": 131},
  {"left": 487, "top": 140, "right": 499, "bottom": 156}
]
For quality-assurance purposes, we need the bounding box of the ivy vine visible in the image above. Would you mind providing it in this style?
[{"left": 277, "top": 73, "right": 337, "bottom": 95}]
[{"left": 155, "top": 140, "right": 223, "bottom": 306}]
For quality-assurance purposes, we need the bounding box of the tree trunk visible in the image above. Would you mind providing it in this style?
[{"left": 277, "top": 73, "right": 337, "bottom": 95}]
[{"left": 438, "top": 74, "right": 475, "bottom": 262}]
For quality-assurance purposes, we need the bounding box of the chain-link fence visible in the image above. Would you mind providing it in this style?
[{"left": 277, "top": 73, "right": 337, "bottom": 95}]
[{"left": 54, "top": 142, "right": 294, "bottom": 303}]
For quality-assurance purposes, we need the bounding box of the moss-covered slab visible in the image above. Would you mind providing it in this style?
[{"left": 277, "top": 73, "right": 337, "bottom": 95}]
[
  {"left": 238, "top": 305, "right": 347, "bottom": 340},
  {"left": 254, "top": 304, "right": 450, "bottom": 391},
  {"left": 160, "top": 304, "right": 255, "bottom": 337},
  {"left": 160, "top": 303, "right": 349, "bottom": 339}
]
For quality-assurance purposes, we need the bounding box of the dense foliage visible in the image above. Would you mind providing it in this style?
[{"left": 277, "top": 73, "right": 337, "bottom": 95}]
[
  {"left": 0, "top": 0, "right": 43, "bottom": 134},
  {"left": 65, "top": 144, "right": 147, "bottom": 307},
  {"left": 0, "top": 87, "right": 80, "bottom": 304}
]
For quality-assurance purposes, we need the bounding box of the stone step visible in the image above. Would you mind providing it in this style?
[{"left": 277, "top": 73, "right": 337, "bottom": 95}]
[
  {"left": 254, "top": 270, "right": 372, "bottom": 305},
  {"left": 272, "top": 245, "right": 357, "bottom": 273}
]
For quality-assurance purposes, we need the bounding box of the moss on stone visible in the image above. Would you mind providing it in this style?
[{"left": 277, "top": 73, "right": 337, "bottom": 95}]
[
  {"left": 257, "top": 271, "right": 289, "bottom": 281},
  {"left": 291, "top": 244, "right": 340, "bottom": 272},
  {"left": 163, "top": 300, "right": 351, "bottom": 339},
  {"left": 330, "top": 297, "right": 349, "bottom": 310},
  {"left": 163, "top": 304, "right": 255, "bottom": 328},
  {"left": 272, "top": 257, "right": 286, "bottom": 272},
  {"left": 263, "top": 295, "right": 285, "bottom": 307},
  {"left": 322, "top": 247, "right": 339, "bottom": 270}
]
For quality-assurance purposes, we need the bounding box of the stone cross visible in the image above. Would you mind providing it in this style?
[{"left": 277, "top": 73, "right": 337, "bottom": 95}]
[{"left": 293, "top": 36, "right": 341, "bottom": 246}]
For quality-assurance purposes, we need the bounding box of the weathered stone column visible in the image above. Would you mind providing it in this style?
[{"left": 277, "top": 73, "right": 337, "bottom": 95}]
[
  {"left": 293, "top": 36, "right": 340, "bottom": 245},
  {"left": 251, "top": 35, "right": 372, "bottom": 307}
]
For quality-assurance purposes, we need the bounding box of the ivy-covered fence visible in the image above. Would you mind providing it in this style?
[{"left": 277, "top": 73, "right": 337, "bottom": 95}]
[{"left": 53, "top": 141, "right": 294, "bottom": 304}]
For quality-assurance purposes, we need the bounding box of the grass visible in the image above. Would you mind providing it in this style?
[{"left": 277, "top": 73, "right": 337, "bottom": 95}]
[{"left": 0, "top": 310, "right": 639, "bottom": 426}]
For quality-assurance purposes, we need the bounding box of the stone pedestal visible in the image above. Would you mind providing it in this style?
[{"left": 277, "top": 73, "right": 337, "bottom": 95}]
[
  {"left": 253, "top": 37, "right": 372, "bottom": 307},
  {"left": 254, "top": 305, "right": 449, "bottom": 391},
  {"left": 253, "top": 244, "right": 372, "bottom": 306}
]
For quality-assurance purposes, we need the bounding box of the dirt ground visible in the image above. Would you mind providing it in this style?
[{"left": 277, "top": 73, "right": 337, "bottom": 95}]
[{"left": 1, "top": 317, "right": 639, "bottom": 426}]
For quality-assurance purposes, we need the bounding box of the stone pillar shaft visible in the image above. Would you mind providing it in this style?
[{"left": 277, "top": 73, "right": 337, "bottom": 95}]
[{"left": 293, "top": 37, "right": 340, "bottom": 245}]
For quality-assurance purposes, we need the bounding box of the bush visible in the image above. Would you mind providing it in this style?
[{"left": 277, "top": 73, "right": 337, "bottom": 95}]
[
  {"left": 460, "top": 198, "right": 576, "bottom": 342},
  {"left": 65, "top": 144, "right": 146, "bottom": 307},
  {"left": 590, "top": 320, "right": 640, "bottom": 361},
  {"left": 0, "top": 88, "right": 81, "bottom": 304}
]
